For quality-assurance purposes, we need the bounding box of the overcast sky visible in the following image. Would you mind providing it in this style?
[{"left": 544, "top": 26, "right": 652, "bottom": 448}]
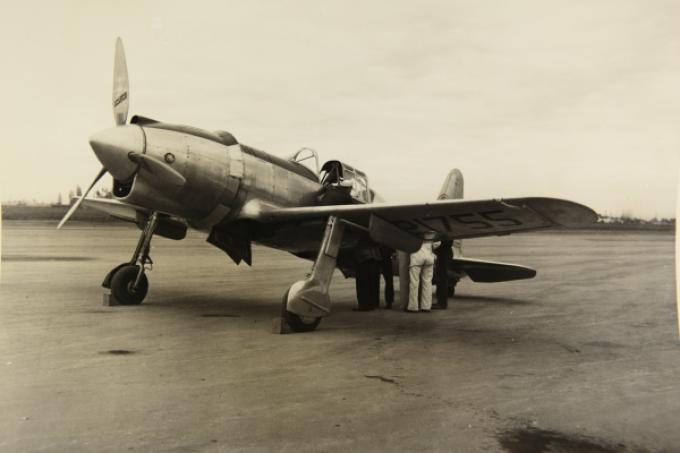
[{"left": 2, "top": 0, "right": 679, "bottom": 218}]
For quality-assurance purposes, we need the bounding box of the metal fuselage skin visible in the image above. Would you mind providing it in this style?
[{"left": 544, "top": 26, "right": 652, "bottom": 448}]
[{"left": 113, "top": 123, "right": 343, "bottom": 254}]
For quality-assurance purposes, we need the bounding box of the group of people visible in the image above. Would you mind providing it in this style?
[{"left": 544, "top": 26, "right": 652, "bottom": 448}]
[{"left": 352, "top": 237, "right": 453, "bottom": 313}]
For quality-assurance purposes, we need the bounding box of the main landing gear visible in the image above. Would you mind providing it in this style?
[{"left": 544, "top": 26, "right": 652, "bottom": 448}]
[
  {"left": 102, "top": 212, "right": 159, "bottom": 305},
  {"left": 278, "top": 215, "right": 345, "bottom": 333}
]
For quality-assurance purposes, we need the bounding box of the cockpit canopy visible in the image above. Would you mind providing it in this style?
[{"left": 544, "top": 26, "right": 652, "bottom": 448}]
[{"left": 320, "top": 160, "right": 372, "bottom": 203}]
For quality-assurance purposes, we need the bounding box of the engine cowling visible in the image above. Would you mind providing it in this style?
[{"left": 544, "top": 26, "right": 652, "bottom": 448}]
[{"left": 112, "top": 126, "right": 243, "bottom": 228}]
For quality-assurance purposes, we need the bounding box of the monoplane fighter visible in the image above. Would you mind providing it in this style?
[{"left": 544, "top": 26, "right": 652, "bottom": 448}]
[{"left": 59, "top": 39, "right": 597, "bottom": 332}]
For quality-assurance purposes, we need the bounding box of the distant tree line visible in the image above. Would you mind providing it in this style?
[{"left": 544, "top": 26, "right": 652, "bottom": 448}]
[{"left": 597, "top": 214, "right": 675, "bottom": 226}]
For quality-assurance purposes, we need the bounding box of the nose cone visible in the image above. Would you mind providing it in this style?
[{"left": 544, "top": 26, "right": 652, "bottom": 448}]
[{"left": 89, "top": 126, "right": 144, "bottom": 181}]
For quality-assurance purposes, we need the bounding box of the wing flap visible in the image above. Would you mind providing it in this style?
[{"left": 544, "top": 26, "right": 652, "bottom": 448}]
[{"left": 368, "top": 214, "right": 422, "bottom": 253}]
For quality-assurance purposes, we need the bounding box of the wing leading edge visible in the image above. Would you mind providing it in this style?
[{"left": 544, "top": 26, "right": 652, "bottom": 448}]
[{"left": 79, "top": 197, "right": 148, "bottom": 223}]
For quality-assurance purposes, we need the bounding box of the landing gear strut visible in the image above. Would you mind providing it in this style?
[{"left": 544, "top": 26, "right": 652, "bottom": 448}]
[
  {"left": 278, "top": 216, "right": 345, "bottom": 333},
  {"left": 103, "top": 212, "right": 159, "bottom": 305}
]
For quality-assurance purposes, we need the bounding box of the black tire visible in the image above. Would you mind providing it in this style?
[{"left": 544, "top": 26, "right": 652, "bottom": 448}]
[
  {"left": 447, "top": 284, "right": 456, "bottom": 298},
  {"left": 281, "top": 288, "right": 321, "bottom": 332},
  {"left": 110, "top": 265, "right": 148, "bottom": 305}
]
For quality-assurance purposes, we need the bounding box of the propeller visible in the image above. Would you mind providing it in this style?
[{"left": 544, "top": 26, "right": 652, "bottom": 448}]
[
  {"left": 58, "top": 37, "right": 185, "bottom": 229},
  {"left": 57, "top": 167, "right": 107, "bottom": 229},
  {"left": 58, "top": 37, "right": 131, "bottom": 229}
]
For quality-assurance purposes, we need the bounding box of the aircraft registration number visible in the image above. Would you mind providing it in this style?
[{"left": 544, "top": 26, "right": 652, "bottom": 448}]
[{"left": 391, "top": 209, "right": 523, "bottom": 233}]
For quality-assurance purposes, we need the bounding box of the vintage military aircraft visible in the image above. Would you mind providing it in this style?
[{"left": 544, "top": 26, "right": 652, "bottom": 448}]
[{"left": 58, "top": 39, "right": 597, "bottom": 332}]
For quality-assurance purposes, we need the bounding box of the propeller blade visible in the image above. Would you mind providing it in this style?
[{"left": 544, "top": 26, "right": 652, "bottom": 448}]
[
  {"left": 112, "top": 37, "right": 130, "bottom": 126},
  {"left": 57, "top": 167, "right": 108, "bottom": 229},
  {"left": 128, "top": 153, "right": 186, "bottom": 189}
]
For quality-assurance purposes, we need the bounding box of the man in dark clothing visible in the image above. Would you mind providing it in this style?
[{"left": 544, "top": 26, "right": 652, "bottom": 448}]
[
  {"left": 379, "top": 246, "right": 394, "bottom": 308},
  {"left": 353, "top": 240, "right": 381, "bottom": 311},
  {"left": 433, "top": 240, "right": 453, "bottom": 309}
]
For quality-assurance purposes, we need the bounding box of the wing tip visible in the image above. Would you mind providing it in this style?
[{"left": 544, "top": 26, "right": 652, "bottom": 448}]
[{"left": 524, "top": 197, "right": 598, "bottom": 228}]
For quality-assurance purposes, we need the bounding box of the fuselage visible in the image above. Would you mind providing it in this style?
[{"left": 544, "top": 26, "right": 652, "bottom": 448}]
[
  {"left": 101, "top": 122, "right": 321, "bottom": 224},
  {"left": 90, "top": 119, "right": 368, "bottom": 257}
]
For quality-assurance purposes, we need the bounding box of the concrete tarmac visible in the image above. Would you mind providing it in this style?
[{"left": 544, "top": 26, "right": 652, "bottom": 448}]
[{"left": 1, "top": 221, "right": 678, "bottom": 452}]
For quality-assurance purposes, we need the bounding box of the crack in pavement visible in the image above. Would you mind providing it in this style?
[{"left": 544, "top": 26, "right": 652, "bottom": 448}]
[{"left": 364, "top": 375, "right": 399, "bottom": 385}]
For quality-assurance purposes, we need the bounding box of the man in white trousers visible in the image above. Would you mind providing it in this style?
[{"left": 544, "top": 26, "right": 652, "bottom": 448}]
[{"left": 407, "top": 236, "right": 439, "bottom": 312}]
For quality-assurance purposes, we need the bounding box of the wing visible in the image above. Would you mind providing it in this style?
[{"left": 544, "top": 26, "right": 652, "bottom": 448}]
[
  {"left": 241, "top": 197, "right": 597, "bottom": 252},
  {"left": 80, "top": 197, "right": 148, "bottom": 223}
]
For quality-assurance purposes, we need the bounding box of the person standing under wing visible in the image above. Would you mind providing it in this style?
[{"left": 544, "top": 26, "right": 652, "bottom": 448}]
[
  {"left": 353, "top": 239, "right": 382, "bottom": 311},
  {"left": 407, "top": 238, "right": 439, "bottom": 312},
  {"left": 432, "top": 168, "right": 464, "bottom": 308},
  {"left": 379, "top": 246, "right": 395, "bottom": 309},
  {"left": 433, "top": 240, "right": 453, "bottom": 309}
]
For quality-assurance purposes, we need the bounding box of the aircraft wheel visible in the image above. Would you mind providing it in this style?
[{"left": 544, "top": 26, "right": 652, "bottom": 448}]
[
  {"left": 110, "top": 265, "right": 148, "bottom": 305},
  {"left": 281, "top": 288, "right": 321, "bottom": 332}
]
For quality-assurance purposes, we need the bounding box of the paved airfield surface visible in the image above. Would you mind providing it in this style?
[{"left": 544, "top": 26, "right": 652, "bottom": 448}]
[{"left": 1, "top": 221, "right": 678, "bottom": 452}]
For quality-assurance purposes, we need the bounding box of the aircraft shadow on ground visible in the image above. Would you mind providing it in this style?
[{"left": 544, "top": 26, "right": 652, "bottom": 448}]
[
  {"left": 452, "top": 294, "right": 534, "bottom": 305},
  {"left": 146, "top": 289, "right": 534, "bottom": 320},
  {"left": 141, "top": 290, "right": 559, "bottom": 351},
  {"left": 145, "top": 292, "right": 281, "bottom": 318}
]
